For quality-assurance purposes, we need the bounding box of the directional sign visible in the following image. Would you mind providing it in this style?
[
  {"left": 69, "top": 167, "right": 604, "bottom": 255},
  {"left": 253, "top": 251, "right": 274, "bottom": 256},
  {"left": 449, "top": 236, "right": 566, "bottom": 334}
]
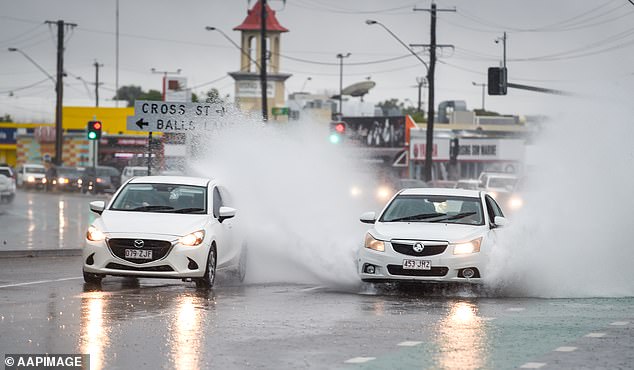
[{"left": 126, "top": 100, "right": 227, "bottom": 132}]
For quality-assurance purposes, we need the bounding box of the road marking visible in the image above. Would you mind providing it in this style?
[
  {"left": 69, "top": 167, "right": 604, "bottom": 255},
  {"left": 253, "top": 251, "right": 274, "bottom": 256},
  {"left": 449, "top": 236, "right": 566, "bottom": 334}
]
[
  {"left": 398, "top": 341, "right": 422, "bottom": 347},
  {"left": 555, "top": 346, "right": 577, "bottom": 352},
  {"left": 0, "top": 277, "right": 82, "bottom": 289},
  {"left": 482, "top": 317, "right": 497, "bottom": 321},
  {"left": 137, "top": 313, "right": 170, "bottom": 320},
  {"left": 520, "top": 363, "right": 546, "bottom": 369},
  {"left": 507, "top": 307, "right": 525, "bottom": 312},
  {"left": 584, "top": 332, "right": 606, "bottom": 338},
  {"left": 610, "top": 321, "right": 629, "bottom": 326},
  {"left": 344, "top": 357, "right": 376, "bottom": 364}
]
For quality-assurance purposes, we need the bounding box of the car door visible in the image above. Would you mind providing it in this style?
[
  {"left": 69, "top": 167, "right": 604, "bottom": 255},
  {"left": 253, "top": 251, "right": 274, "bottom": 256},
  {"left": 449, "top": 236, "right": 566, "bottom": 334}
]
[{"left": 211, "top": 185, "right": 232, "bottom": 267}]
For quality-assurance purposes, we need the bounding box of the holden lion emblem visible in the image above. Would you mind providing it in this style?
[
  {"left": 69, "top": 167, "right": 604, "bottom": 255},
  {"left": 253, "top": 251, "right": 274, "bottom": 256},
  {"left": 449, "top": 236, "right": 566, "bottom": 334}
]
[{"left": 413, "top": 242, "right": 425, "bottom": 253}]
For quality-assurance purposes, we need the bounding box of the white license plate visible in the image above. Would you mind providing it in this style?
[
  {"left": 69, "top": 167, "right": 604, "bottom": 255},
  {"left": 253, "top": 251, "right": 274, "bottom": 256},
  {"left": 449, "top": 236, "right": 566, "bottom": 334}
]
[
  {"left": 402, "top": 259, "right": 431, "bottom": 270},
  {"left": 125, "top": 249, "right": 153, "bottom": 259}
]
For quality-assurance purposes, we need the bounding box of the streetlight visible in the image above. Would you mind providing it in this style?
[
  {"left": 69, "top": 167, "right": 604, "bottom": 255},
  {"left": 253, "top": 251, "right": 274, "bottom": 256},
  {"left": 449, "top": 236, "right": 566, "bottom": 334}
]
[
  {"left": 366, "top": 19, "right": 435, "bottom": 182},
  {"left": 300, "top": 76, "right": 312, "bottom": 93},
  {"left": 205, "top": 26, "right": 263, "bottom": 71},
  {"left": 8, "top": 48, "right": 56, "bottom": 84},
  {"left": 336, "top": 53, "right": 351, "bottom": 117},
  {"left": 472, "top": 81, "right": 486, "bottom": 111}
]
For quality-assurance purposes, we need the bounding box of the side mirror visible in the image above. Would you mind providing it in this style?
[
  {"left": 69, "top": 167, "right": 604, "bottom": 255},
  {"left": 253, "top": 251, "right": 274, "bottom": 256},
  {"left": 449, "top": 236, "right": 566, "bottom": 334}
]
[
  {"left": 360, "top": 211, "right": 377, "bottom": 224},
  {"left": 218, "top": 206, "right": 237, "bottom": 222},
  {"left": 89, "top": 200, "right": 106, "bottom": 215},
  {"left": 493, "top": 216, "right": 509, "bottom": 228}
]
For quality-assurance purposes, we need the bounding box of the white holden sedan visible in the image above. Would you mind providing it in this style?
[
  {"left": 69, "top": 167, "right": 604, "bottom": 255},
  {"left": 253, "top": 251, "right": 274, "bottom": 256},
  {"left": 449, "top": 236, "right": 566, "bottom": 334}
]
[
  {"left": 357, "top": 188, "right": 508, "bottom": 284},
  {"left": 83, "top": 176, "right": 246, "bottom": 288}
]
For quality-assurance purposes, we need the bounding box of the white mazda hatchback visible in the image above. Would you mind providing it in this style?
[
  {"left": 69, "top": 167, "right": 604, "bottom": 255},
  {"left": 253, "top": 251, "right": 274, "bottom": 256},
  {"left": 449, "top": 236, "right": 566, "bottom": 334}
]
[
  {"left": 83, "top": 176, "right": 246, "bottom": 288},
  {"left": 357, "top": 188, "right": 507, "bottom": 284}
]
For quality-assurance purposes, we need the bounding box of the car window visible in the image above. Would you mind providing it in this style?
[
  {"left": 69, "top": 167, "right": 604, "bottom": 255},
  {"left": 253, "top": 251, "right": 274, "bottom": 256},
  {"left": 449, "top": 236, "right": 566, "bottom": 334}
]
[
  {"left": 488, "top": 177, "right": 517, "bottom": 189},
  {"left": 132, "top": 169, "right": 148, "bottom": 176},
  {"left": 212, "top": 187, "right": 223, "bottom": 218},
  {"left": 110, "top": 183, "right": 207, "bottom": 214},
  {"left": 485, "top": 195, "right": 504, "bottom": 222},
  {"left": 0, "top": 168, "right": 12, "bottom": 177},
  {"left": 380, "top": 195, "right": 484, "bottom": 225},
  {"left": 25, "top": 166, "right": 46, "bottom": 174}
]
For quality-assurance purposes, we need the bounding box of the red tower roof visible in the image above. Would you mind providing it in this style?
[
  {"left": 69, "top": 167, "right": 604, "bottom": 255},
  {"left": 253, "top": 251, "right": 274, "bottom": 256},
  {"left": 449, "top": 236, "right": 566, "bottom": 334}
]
[{"left": 233, "top": 0, "right": 289, "bottom": 32}]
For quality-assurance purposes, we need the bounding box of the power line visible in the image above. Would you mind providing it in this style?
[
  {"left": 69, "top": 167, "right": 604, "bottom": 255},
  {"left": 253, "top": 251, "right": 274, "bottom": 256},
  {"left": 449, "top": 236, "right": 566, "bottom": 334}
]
[{"left": 0, "top": 78, "right": 49, "bottom": 94}]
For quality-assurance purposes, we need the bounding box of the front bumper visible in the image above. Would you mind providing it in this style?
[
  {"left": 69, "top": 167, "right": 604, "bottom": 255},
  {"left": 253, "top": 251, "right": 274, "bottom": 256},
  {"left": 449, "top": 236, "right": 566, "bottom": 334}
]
[
  {"left": 357, "top": 241, "right": 484, "bottom": 284},
  {"left": 83, "top": 233, "right": 210, "bottom": 279}
]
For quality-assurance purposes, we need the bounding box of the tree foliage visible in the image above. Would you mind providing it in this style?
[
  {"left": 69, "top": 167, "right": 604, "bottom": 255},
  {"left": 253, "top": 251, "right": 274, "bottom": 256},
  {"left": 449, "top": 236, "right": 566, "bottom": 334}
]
[{"left": 0, "top": 114, "right": 13, "bottom": 122}]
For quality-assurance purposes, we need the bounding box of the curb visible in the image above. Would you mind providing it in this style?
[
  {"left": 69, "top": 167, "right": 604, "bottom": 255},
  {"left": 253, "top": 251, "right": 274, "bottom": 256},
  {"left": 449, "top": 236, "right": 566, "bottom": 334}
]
[{"left": 0, "top": 249, "right": 82, "bottom": 258}]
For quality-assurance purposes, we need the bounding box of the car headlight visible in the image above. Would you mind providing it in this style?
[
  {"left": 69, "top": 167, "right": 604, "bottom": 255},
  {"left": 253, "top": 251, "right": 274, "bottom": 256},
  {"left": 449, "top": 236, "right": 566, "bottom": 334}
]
[
  {"left": 58, "top": 177, "right": 69, "bottom": 184},
  {"left": 86, "top": 225, "right": 106, "bottom": 242},
  {"left": 77, "top": 178, "right": 83, "bottom": 185},
  {"left": 364, "top": 233, "right": 385, "bottom": 252},
  {"left": 376, "top": 186, "right": 393, "bottom": 202},
  {"left": 452, "top": 237, "right": 482, "bottom": 255},
  {"left": 179, "top": 230, "right": 205, "bottom": 246},
  {"left": 350, "top": 186, "right": 362, "bottom": 198},
  {"left": 508, "top": 196, "right": 523, "bottom": 210},
  {"left": 27, "top": 176, "right": 35, "bottom": 183},
  {"left": 42, "top": 178, "right": 47, "bottom": 184}
]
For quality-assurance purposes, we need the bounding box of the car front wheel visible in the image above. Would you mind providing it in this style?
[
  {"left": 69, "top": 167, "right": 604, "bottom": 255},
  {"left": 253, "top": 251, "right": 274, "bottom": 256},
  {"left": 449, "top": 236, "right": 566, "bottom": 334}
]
[
  {"left": 195, "top": 244, "right": 217, "bottom": 289},
  {"left": 83, "top": 269, "right": 103, "bottom": 284}
]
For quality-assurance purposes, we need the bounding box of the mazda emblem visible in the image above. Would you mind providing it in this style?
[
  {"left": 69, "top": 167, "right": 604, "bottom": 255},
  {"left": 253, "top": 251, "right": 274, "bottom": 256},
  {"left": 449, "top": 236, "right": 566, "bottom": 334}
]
[
  {"left": 134, "top": 239, "right": 145, "bottom": 248},
  {"left": 413, "top": 243, "right": 424, "bottom": 253}
]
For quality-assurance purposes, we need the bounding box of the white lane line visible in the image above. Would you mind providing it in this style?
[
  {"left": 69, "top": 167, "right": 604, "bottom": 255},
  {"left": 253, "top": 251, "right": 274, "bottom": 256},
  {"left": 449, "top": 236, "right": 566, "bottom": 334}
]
[
  {"left": 344, "top": 357, "right": 376, "bottom": 364},
  {"left": 520, "top": 363, "right": 546, "bottom": 369},
  {"left": 0, "top": 277, "right": 82, "bottom": 289},
  {"left": 398, "top": 341, "right": 422, "bottom": 347},
  {"left": 610, "top": 321, "right": 629, "bottom": 326},
  {"left": 137, "top": 313, "right": 170, "bottom": 320},
  {"left": 482, "top": 317, "right": 497, "bottom": 321},
  {"left": 507, "top": 307, "right": 525, "bottom": 312},
  {"left": 584, "top": 332, "right": 606, "bottom": 338},
  {"left": 555, "top": 346, "right": 577, "bottom": 352}
]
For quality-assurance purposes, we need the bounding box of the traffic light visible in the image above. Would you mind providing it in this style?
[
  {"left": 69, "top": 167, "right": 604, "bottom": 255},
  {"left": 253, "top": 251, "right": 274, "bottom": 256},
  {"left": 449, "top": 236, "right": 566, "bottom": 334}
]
[
  {"left": 487, "top": 67, "right": 507, "bottom": 95},
  {"left": 449, "top": 138, "right": 460, "bottom": 164},
  {"left": 329, "top": 121, "right": 347, "bottom": 144},
  {"left": 87, "top": 120, "right": 102, "bottom": 140}
]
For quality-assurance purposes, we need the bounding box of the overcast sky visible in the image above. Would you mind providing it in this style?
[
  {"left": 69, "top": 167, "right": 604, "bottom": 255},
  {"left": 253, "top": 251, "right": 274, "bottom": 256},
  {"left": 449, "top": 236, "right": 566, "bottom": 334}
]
[{"left": 1, "top": 0, "right": 633, "bottom": 122}]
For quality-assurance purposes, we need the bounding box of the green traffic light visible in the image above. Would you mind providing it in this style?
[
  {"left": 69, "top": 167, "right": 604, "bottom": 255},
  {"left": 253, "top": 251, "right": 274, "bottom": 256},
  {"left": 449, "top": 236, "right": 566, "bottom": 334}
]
[
  {"left": 88, "top": 132, "right": 97, "bottom": 140},
  {"left": 329, "top": 134, "right": 341, "bottom": 144}
]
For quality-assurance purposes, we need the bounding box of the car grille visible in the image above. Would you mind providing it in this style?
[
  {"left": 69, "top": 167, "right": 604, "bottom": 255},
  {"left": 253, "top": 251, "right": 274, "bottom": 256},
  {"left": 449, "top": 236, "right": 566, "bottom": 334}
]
[
  {"left": 391, "top": 241, "right": 448, "bottom": 257},
  {"left": 107, "top": 238, "right": 173, "bottom": 264},
  {"left": 387, "top": 265, "right": 449, "bottom": 277},
  {"left": 105, "top": 263, "right": 174, "bottom": 272}
]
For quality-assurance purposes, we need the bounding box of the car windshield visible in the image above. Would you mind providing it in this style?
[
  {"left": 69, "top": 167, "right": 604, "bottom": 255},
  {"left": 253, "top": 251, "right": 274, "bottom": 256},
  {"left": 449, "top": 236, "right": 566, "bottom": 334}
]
[
  {"left": 0, "top": 169, "right": 11, "bottom": 177},
  {"left": 26, "top": 166, "right": 46, "bottom": 174},
  {"left": 110, "top": 183, "right": 207, "bottom": 214},
  {"left": 132, "top": 169, "right": 148, "bottom": 176},
  {"left": 97, "top": 167, "right": 120, "bottom": 176},
  {"left": 488, "top": 177, "right": 517, "bottom": 189},
  {"left": 380, "top": 195, "right": 484, "bottom": 225}
]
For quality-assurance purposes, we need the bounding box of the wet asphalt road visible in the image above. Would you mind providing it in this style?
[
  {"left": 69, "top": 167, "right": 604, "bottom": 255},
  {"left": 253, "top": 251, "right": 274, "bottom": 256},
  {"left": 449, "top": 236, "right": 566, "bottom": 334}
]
[
  {"left": 0, "top": 257, "right": 632, "bottom": 370},
  {"left": 1, "top": 191, "right": 633, "bottom": 369}
]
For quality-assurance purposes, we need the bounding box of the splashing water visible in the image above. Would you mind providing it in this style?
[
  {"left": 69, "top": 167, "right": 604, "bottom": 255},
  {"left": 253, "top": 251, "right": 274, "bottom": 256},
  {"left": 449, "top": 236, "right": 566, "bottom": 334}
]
[{"left": 485, "top": 99, "right": 634, "bottom": 298}]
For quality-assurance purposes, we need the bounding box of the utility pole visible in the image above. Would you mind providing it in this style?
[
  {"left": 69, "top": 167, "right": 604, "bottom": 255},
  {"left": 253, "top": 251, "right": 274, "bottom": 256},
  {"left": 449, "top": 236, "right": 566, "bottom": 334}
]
[
  {"left": 416, "top": 76, "right": 426, "bottom": 113},
  {"left": 94, "top": 61, "right": 104, "bottom": 107},
  {"left": 412, "top": 3, "right": 455, "bottom": 182},
  {"left": 149, "top": 68, "right": 181, "bottom": 175},
  {"left": 472, "top": 81, "right": 486, "bottom": 111},
  {"left": 336, "top": 53, "right": 351, "bottom": 117},
  {"left": 260, "top": 0, "right": 268, "bottom": 121},
  {"left": 45, "top": 19, "right": 77, "bottom": 166}
]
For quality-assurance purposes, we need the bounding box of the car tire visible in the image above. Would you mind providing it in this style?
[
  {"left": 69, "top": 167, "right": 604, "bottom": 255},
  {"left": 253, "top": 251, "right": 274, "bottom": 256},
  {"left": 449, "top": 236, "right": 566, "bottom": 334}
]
[
  {"left": 195, "top": 243, "right": 217, "bottom": 289},
  {"left": 83, "top": 269, "right": 103, "bottom": 284}
]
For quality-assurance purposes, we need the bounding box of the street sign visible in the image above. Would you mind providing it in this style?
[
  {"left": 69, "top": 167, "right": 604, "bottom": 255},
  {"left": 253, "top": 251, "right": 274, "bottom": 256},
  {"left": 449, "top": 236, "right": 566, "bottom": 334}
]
[
  {"left": 126, "top": 100, "right": 227, "bottom": 132},
  {"left": 272, "top": 107, "right": 289, "bottom": 116}
]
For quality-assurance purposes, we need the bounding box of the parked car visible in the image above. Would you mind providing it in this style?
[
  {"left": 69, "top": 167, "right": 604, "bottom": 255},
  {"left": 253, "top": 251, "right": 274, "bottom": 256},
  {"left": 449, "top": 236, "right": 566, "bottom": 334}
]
[
  {"left": 357, "top": 188, "right": 508, "bottom": 284},
  {"left": 80, "top": 166, "right": 121, "bottom": 194},
  {"left": 121, "top": 166, "right": 149, "bottom": 184},
  {"left": 477, "top": 172, "right": 519, "bottom": 211},
  {"left": 454, "top": 179, "right": 481, "bottom": 190},
  {"left": 82, "top": 176, "right": 246, "bottom": 288},
  {"left": 0, "top": 173, "right": 15, "bottom": 203},
  {"left": 16, "top": 163, "right": 47, "bottom": 189}
]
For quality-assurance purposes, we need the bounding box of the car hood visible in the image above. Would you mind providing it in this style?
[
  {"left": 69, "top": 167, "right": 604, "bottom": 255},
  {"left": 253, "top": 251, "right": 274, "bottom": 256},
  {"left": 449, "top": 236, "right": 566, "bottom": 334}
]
[
  {"left": 96, "top": 210, "right": 210, "bottom": 237},
  {"left": 372, "top": 222, "right": 485, "bottom": 243}
]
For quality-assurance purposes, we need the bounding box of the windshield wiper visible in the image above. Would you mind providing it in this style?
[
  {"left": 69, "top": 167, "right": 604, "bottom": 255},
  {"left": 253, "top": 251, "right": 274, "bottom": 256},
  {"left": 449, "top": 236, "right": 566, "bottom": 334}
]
[
  {"left": 173, "top": 207, "right": 206, "bottom": 214},
  {"left": 387, "top": 212, "right": 445, "bottom": 222},
  {"left": 131, "top": 205, "right": 175, "bottom": 212},
  {"left": 427, "top": 212, "right": 476, "bottom": 223}
]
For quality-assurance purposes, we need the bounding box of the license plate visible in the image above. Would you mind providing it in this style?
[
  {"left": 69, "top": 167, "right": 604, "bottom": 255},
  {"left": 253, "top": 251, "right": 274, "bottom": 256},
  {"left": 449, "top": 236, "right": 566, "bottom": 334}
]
[
  {"left": 125, "top": 249, "right": 153, "bottom": 259},
  {"left": 402, "top": 259, "right": 431, "bottom": 270}
]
